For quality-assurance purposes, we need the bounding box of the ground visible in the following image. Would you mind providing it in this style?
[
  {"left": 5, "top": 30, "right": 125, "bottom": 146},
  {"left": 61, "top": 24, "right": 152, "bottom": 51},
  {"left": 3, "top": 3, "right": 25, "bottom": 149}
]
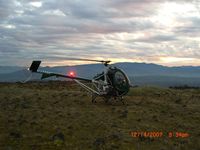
[{"left": 0, "top": 81, "right": 199, "bottom": 150}]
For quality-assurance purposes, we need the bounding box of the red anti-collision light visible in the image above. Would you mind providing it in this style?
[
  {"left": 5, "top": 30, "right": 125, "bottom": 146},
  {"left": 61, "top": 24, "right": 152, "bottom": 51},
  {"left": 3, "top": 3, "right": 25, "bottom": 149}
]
[{"left": 68, "top": 71, "right": 76, "bottom": 77}]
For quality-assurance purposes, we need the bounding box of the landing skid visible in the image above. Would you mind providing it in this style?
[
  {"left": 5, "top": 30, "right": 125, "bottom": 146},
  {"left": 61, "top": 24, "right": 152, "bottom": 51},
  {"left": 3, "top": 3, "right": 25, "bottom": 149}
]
[
  {"left": 75, "top": 78, "right": 127, "bottom": 105},
  {"left": 91, "top": 93, "right": 98, "bottom": 103}
]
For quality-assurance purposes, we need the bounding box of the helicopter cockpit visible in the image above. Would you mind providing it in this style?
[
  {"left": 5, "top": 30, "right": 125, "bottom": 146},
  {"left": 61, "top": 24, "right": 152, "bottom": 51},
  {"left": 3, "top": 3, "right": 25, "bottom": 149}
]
[{"left": 93, "top": 66, "right": 130, "bottom": 96}]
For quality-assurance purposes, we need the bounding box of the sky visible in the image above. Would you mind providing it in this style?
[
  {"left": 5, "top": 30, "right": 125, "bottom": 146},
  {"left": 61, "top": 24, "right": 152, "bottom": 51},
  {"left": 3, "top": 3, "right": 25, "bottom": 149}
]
[{"left": 0, "top": 0, "right": 200, "bottom": 66}]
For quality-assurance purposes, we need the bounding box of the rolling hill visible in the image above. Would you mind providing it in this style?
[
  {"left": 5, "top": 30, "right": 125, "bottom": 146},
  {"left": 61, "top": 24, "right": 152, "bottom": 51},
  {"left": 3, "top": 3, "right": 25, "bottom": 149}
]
[{"left": 0, "top": 62, "right": 199, "bottom": 87}]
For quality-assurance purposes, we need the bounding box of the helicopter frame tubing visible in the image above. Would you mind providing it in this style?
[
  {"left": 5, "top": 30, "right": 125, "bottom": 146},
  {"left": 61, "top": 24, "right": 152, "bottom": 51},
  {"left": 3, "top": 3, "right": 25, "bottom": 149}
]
[{"left": 72, "top": 65, "right": 114, "bottom": 103}]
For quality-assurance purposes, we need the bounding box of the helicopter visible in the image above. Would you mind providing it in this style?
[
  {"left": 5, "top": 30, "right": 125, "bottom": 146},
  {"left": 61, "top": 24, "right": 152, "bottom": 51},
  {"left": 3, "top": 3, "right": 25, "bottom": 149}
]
[{"left": 29, "top": 58, "right": 131, "bottom": 104}]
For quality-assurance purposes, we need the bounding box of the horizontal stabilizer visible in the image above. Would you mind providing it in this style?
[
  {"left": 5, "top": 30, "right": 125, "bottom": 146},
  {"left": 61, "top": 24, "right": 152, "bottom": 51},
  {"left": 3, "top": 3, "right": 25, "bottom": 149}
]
[{"left": 29, "top": 61, "right": 41, "bottom": 72}]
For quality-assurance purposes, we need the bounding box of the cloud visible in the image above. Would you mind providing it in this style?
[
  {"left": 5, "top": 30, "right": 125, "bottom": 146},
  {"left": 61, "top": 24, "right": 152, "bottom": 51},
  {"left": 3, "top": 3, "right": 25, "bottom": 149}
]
[{"left": 0, "top": 0, "right": 200, "bottom": 66}]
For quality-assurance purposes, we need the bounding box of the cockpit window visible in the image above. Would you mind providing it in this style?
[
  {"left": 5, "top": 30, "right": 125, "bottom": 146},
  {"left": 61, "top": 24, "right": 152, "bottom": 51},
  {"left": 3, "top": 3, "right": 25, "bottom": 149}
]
[{"left": 115, "top": 71, "right": 126, "bottom": 86}]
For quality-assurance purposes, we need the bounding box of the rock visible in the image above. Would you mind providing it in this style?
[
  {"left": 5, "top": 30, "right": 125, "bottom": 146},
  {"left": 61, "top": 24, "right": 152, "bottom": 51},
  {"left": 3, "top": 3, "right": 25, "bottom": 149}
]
[
  {"left": 111, "top": 107, "right": 116, "bottom": 112},
  {"left": 111, "top": 124, "right": 118, "bottom": 128},
  {"left": 93, "top": 137, "right": 105, "bottom": 147},
  {"left": 67, "top": 125, "right": 73, "bottom": 129},
  {"left": 152, "top": 115, "right": 159, "bottom": 121},
  {"left": 120, "top": 109, "right": 128, "bottom": 118},
  {"left": 52, "top": 132, "right": 65, "bottom": 142},
  {"left": 110, "top": 145, "right": 119, "bottom": 149},
  {"left": 10, "top": 132, "right": 21, "bottom": 138},
  {"left": 20, "top": 101, "right": 30, "bottom": 109},
  {"left": 108, "top": 133, "right": 122, "bottom": 141}
]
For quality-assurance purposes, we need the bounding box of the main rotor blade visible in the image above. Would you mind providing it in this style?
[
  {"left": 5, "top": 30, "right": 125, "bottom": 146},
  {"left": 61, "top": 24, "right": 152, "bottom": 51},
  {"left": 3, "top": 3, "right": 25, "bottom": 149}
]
[{"left": 62, "top": 57, "right": 111, "bottom": 63}]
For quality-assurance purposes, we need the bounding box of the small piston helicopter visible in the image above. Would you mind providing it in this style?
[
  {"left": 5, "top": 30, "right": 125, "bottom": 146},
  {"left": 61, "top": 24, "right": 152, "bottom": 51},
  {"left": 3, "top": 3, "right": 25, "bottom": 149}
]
[{"left": 29, "top": 58, "right": 131, "bottom": 104}]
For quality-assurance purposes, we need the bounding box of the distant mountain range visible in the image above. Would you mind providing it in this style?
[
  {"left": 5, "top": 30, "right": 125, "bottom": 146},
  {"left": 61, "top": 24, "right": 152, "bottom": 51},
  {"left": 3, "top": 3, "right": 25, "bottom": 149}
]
[{"left": 0, "top": 62, "right": 200, "bottom": 87}]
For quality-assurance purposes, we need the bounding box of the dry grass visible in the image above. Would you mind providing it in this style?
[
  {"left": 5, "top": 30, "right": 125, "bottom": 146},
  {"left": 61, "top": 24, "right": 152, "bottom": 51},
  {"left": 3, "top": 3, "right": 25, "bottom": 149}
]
[{"left": 0, "top": 81, "right": 199, "bottom": 150}]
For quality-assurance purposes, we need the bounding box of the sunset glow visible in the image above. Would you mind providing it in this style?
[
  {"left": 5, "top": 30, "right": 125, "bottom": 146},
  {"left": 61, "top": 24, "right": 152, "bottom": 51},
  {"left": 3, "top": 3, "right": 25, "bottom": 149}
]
[{"left": 0, "top": 0, "right": 200, "bottom": 66}]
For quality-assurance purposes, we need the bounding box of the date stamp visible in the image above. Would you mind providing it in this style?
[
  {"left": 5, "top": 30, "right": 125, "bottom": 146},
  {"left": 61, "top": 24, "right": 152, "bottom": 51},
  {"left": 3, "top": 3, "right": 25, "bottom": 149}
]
[{"left": 129, "top": 131, "right": 190, "bottom": 138}]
